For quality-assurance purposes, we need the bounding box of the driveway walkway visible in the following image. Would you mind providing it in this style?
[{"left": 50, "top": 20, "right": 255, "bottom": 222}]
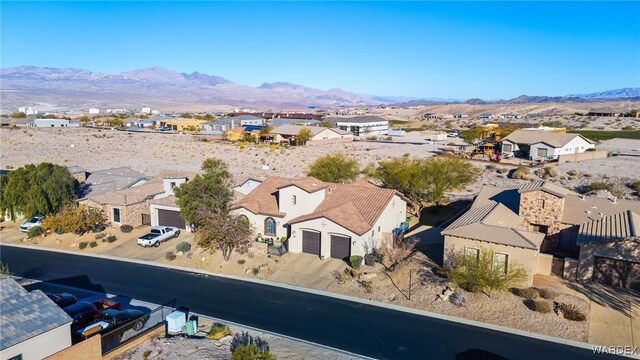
[
  {"left": 268, "top": 253, "right": 345, "bottom": 290},
  {"left": 534, "top": 275, "right": 639, "bottom": 349}
]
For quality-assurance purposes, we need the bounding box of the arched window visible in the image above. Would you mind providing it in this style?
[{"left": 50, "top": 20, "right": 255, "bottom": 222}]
[
  {"left": 238, "top": 214, "right": 249, "bottom": 225},
  {"left": 265, "top": 217, "right": 276, "bottom": 236}
]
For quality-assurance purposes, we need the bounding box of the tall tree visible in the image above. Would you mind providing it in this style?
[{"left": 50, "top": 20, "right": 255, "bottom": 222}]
[
  {"left": 1, "top": 163, "right": 76, "bottom": 220},
  {"left": 296, "top": 127, "right": 312, "bottom": 145},
  {"left": 460, "top": 125, "right": 484, "bottom": 145},
  {"left": 375, "top": 156, "right": 478, "bottom": 215},
  {"left": 307, "top": 153, "right": 360, "bottom": 183}
]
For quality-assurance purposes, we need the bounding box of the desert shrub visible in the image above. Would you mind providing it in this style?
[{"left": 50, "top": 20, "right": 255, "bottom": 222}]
[
  {"left": 42, "top": 203, "right": 107, "bottom": 235},
  {"left": 510, "top": 166, "right": 530, "bottom": 180},
  {"left": 447, "top": 142, "right": 457, "bottom": 146},
  {"left": 376, "top": 239, "right": 417, "bottom": 272},
  {"left": 516, "top": 287, "right": 540, "bottom": 299},
  {"left": 207, "top": 323, "right": 232, "bottom": 340},
  {"left": 486, "top": 164, "right": 497, "bottom": 170},
  {"left": 497, "top": 167, "right": 509, "bottom": 174},
  {"left": 629, "top": 181, "right": 640, "bottom": 194},
  {"left": 538, "top": 288, "right": 557, "bottom": 300},
  {"left": 231, "top": 345, "right": 275, "bottom": 360},
  {"left": 165, "top": 251, "right": 176, "bottom": 261},
  {"left": 92, "top": 223, "right": 105, "bottom": 233},
  {"left": 360, "top": 280, "right": 373, "bottom": 293},
  {"left": 26, "top": 226, "right": 43, "bottom": 238},
  {"left": 450, "top": 292, "right": 466, "bottom": 306},
  {"left": 527, "top": 299, "right": 553, "bottom": 314},
  {"left": 445, "top": 248, "right": 527, "bottom": 297},
  {"left": 541, "top": 166, "right": 558, "bottom": 178},
  {"left": 230, "top": 331, "right": 270, "bottom": 354},
  {"left": 367, "top": 135, "right": 378, "bottom": 141},
  {"left": 345, "top": 267, "right": 360, "bottom": 279},
  {"left": 568, "top": 169, "right": 580, "bottom": 177},
  {"left": 349, "top": 255, "right": 363, "bottom": 269},
  {"left": 333, "top": 269, "right": 350, "bottom": 283},
  {"left": 78, "top": 241, "right": 88, "bottom": 250},
  {"left": 560, "top": 303, "right": 587, "bottom": 321},
  {"left": 586, "top": 181, "right": 612, "bottom": 192},
  {"left": 120, "top": 224, "right": 133, "bottom": 233},
  {"left": 364, "top": 254, "right": 376, "bottom": 266},
  {"left": 237, "top": 259, "right": 246, "bottom": 265},
  {"left": 95, "top": 233, "right": 106, "bottom": 240},
  {"left": 176, "top": 242, "right": 192, "bottom": 252},
  {"left": 89, "top": 241, "right": 98, "bottom": 248},
  {"left": 251, "top": 268, "right": 259, "bottom": 276},
  {"left": 106, "top": 234, "right": 117, "bottom": 243},
  {"left": 0, "top": 262, "right": 13, "bottom": 277}
]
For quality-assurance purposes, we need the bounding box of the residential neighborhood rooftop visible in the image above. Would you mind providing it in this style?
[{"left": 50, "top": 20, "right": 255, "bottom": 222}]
[
  {"left": 325, "top": 115, "right": 388, "bottom": 124},
  {"left": 577, "top": 210, "right": 640, "bottom": 244},
  {"left": 0, "top": 278, "right": 72, "bottom": 351},
  {"left": 502, "top": 130, "right": 594, "bottom": 148}
]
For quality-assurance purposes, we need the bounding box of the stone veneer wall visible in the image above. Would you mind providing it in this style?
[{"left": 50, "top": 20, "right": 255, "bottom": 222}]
[{"left": 519, "top": 190, "right": 565, "bottom": 235}]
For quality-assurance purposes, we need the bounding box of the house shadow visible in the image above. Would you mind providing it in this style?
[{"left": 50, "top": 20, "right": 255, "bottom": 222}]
[
  {"left": 25, "top": 275, "right": 107, "bottom": 294},
  {"left": 565, "top": 281, "right": 636, "bottom": 317}
]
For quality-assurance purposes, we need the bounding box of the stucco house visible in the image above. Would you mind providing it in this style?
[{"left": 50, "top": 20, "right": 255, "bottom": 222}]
[
  {"left": 231, "top": 177, "right": 408, "bottom": 260},
  {"left": 444, "top": 181, "right": 640, "bottom": 288},
  {"left": 0, "top": 278, "right": 73, "bottom": 360},
  {"left": 326, "top": 116, "right": 389, "bottom": 137},
  {"left": 224, "top": 127, "right": 247, "bottom": 142},
  {"left": 80, "top": 171, "right": 194, "bottom": 228},
  {"left": 501, "top": 130, "right": 595, "bottom": 160},
  {"left": 270, "top": 125, "right": 353, "bottom": 145},
  {"left": 27, "top": 119, "right": 80, "bottom": 128}
]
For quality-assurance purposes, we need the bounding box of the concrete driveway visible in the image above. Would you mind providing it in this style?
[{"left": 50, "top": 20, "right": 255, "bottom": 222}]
[
  {"left": 103, "top": 229, "right": 195, "bottom": 261},
  {"left": 268, "top": 253, "right": 345, "bottom": 290}
]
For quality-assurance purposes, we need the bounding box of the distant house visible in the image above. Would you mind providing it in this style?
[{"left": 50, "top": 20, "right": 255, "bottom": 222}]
[
  {"left": 127, "top": 118, "right": 157, "bottom": 128},
  {"left": 478, "top": 114, "right": 495, "bottom": 119},
  {"left": 0, "top": 278, "right": 73, "bottom": 360},
  {"left": 271, "top": 125, "right": 353, "bottom": 144},
  {"left": 225, "top": 127, "right": 248, "bottom": 142},
  {"left": 587, "top": 107, "right": 621, "bottom": 117},
  {"left": 231, "top": 177, "right": 408, "bottom": 260},
  {"left": 326, "top": 116, "right": 389, "bottom": 136},
  {"left": 18, "top": 106, "right": 38, "bottom": 115},
  {"left": 89, "top": 108, "right": 100, "bottom": 115},
  {"left": 501, "top": 130, "right": 595, "bottom": 160},
  {"left": 452, "top": 114, "right": 468, "bottom": 119},
  {"left": 80, "top": 170, "right": 194, "bottom": 228},
  {"left": 225, "top": 115, "right": 265, "bottom": 127},
  {"left": 498, "top": 114, "right": 521, "bottom": 119},
  {"left": 27, "top": 119, "right": 80, "bottom": 128},
  {"left": 141, "top": 107, "right": 152, "bottom": 114}
]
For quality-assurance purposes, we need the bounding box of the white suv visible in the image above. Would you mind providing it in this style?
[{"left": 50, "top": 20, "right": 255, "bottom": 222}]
[{"left": 20, "top": 215, "right": 45, "bottom": 232}]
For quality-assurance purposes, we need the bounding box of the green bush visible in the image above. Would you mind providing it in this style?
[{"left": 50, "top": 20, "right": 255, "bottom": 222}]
[
  {"left": 89, "top": 241, "right": 98, "bottom": 248},
  {"left": 207, "top": 323, "right": 232, "bottom": 340},
  {"left": 349, "top": 255, "right": 364, "bottom": 269},
  {"left": 364, "top": 254, "right": 376, "bottom": 266},
  {"left": 516, "top": 287, "right": 540, "bottom": 299},
  {"left": 176, "top": 242, "right": 192, "bottom": 252},
  {"left": 538, "top": 288, "right": 557, "bottom": 300},
  {"left": 541, "top": 166, "right": 558, "bottom": 178},
  {"left": 510, "top": 166, "right": 530, "bottom": 180},
  {"left": 497, "top": 167, "right": 509, "bottom": 174},
  {"left": 120, "top": 224, "right": 133, "bottom": 233},
  {"left": 165, "top": 252, "right": 176, "bottom": 261},
  {"left": 629, "top": 181, "right": 640, "bottom": 194},
  {"left": 230, "top": 331, "right": 270, "bottom": 355},
  {"left": 527, "top": 299, "right": 553, "bottom": 314},
  {"left": 78, "top": 241, "right": 88, "bottom": 250},
  {"left": 41, "top": 203, "right": 107, "bottom": 235},
  {"left": 237, "top": 259, "right": 246, "bottom": 265},
  {"left": 586, "top": 181, "right": 612, "bottom": 192},
  {"left": 360, "top": 280, "right": 373, "bottom": 293},
  {"left": 560, "top": 303, "right": 587, "bottom": 321},
  {"left": 106, "top": 234, "right": 117, "bottom": 243},
  {"left": 95, "top": 233, "right": 106, "bottom": 240},
  {"left": 26, "top": 226, "right": 43, "bottom": 238},
  {"left": 231, "top": 345, "right": 275, "bottom": 360}
]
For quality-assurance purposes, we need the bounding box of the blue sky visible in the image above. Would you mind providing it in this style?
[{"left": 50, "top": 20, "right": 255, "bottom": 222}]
[{"left": 1, "top": 1, "right": 639, "bottom": 99}]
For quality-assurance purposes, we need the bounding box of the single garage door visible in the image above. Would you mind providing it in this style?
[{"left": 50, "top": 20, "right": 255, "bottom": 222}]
[
  {"left": 593, "top": 256, "right": 640, "bottom": 291},
  {"left": 302, "top": 231, "right": 321, "bottom": 256},
  {"left": 330, "top": 235, "right": 351, "bottom": 260},
  {"left": 158, "top": 209, "right": 186, "bottom": 229}
]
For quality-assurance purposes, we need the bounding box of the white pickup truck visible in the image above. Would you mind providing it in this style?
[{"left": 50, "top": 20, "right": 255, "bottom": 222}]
[{"left": 137, "top": 226, "right": 180, "bottom": 247}]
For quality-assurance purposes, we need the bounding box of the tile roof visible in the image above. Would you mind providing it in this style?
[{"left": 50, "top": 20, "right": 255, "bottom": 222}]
[
  {"left": 0, "top": 278, "right": 72, "bottom": 350},
  {"left": 148, "top": 195, "right": 179, "bottom": 207},
  {"left": 276, "top": 178, "right": 328, "bottom": 193},
  {"left": 231, "top": 177, "right": 293, "bottom": 217},
  {"left": 288, "top": 183, "right": 401, "bottom": 235},
  {"left": 442, "top": 201, "right": 544, "bottom": 249},
  {"left": 577, "top": 210, "right": 639, "bottom": 244},
  {"left": 156, "top": 170, "right": 198, "bottom": 180},
  {"left": 502, "top": 130, "right": 594, "bottom": 148}
]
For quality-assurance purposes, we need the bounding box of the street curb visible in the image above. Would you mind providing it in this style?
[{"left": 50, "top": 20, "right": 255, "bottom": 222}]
[{"left": 0, "top": 242, "right": 606, "bottom": 355}]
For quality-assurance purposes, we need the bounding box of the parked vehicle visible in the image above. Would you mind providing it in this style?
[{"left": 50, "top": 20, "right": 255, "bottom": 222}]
[
  {"left": 19, "top": 215, "right": 44, "bottom": 232},
  {"left": 74, "top": 308, "right": 148, "bottom": 341},
  {"left": 156, "top": 127, "right": 173, "bottom": 132},
  {"left": 64, "top": 298, "right": 121, "bottom": 329},
  {"left": 137, "top": 226, "right": 180, "bottom": 247},
  {"left": 45, "top": 292, "right": 77, "bottom": 308},
  {"left": 447, "top": 130, "right": 459, "bottom": 138}
]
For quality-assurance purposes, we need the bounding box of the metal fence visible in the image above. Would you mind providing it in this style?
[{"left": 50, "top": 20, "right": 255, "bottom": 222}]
[{"left": 101, "top": 305, "right": 174, "bottom": 355}]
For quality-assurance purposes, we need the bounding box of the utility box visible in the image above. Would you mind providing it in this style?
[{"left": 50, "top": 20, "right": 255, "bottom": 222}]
[
  {"left": 166, "top": 310, "right": 187, "bottom": 334},
  {"left": 388, "top": 129, "right": 405, "bottom": 137}
]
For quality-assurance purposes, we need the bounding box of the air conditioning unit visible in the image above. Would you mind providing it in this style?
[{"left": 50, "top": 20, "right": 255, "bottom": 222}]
[{"left": 166, "top": 310, "right": 187, "bottom": 334}]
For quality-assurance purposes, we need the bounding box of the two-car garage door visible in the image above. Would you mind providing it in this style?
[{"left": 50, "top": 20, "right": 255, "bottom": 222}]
[
  {"left": 157, "top": 209, "right": 186, "bottom": 229},
  {"left": 301, "top": 231, "right": 350, "bottom": 260}
]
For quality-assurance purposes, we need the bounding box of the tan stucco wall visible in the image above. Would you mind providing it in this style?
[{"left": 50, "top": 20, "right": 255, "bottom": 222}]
[
  {"left": 1, "top": 323, "right": 71, "bottom": 360},
  {"left": 577, "top": 240, "right": 640, "bottom": 282},
  {"left": 80, "top": 199, "right": 149, "bottom": 227},
  {"left": 278, "top": 186, "right": 325, "bottom": 216},
  {"left": 45, "top": 332, "right": 101, "bottom": 360},
  {"left": 232, "top": 208, "right": 287, "bottom": 239},
  {"left": 443, "top": 235, "right": 538, "bottom": 286},
  {"left": 536, "top": 253, "right": 553, "bottom": 276},
  {"left": 310, "top": 128, "right": 344, "bottom": 141},
  {"left": 519, "top": 190, "right": 564, "bottom": 235}
]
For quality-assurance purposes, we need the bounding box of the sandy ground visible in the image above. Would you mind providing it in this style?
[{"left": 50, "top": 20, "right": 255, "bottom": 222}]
[
  {"left": 0, "top": 127, "right": 451, "bottom": 178},
  {"left": 115, "top": 317, "right": 359, "bottom": 360}
]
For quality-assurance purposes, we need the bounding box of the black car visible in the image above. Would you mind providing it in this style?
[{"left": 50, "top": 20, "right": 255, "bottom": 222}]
[
  {"left": 46, "top": 292, "right": 77, "bottom": 308},
  {"left": 63, "top": 301, "right": 99, "bottom": 329},
  {"left": 100, "top": 309, "right": 148, "bottom": 331}
]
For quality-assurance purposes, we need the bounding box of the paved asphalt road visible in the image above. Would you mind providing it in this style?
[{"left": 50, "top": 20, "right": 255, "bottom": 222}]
[{"left": 1, "top": 246, "right": 609, "bottom": 360}]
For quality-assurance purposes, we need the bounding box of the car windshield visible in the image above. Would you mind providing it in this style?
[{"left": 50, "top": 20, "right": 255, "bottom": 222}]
[
  {"left": 28, "top": 217, "right": 41, "bottom": 223},
  {"left": 150, "top": 229, "right": 161, "bottom": 234}
]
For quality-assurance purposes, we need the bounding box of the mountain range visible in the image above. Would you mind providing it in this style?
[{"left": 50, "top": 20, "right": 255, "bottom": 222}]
[{"left": 0, "top": 66, "right": 638, "bottom": 111}]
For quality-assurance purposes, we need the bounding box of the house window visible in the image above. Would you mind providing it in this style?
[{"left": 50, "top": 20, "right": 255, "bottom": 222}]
[
  {"left": 537, "top": 148, "right": 548, "bottom": 157},
  {"left": 378, "top": 225, "right": 381, "bottom": 232},
  {"left": 465, "top": 247, "right": 479, "bottom": 263},
  {"left": 493, "top": 253, "right": 509, "bottom": 274},
  {"left": 538, "top": 199, "right": 545, "bottom": 209},
  {"left": 113, "top": 208, "right": 121, "bottom": 223},
  {"left": 292, "top": 195, "right": 296, "bottom": 205},
  {"left": 170, "top": 182, "right": 176, "bottom": 188},
  {"left": 8, "top": 355, "right": 22, "bottom": 360},
  {"left": 265, "top": 217, "right": 276, "bottom": 236},
  {"left": 502, "top": 143, "right": 512, "bottom": 153}
]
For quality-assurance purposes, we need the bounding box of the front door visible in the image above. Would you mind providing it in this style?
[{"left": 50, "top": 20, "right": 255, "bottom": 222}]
[{"left": 113, "top": 208, "right": 121, "bottom": 223}]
